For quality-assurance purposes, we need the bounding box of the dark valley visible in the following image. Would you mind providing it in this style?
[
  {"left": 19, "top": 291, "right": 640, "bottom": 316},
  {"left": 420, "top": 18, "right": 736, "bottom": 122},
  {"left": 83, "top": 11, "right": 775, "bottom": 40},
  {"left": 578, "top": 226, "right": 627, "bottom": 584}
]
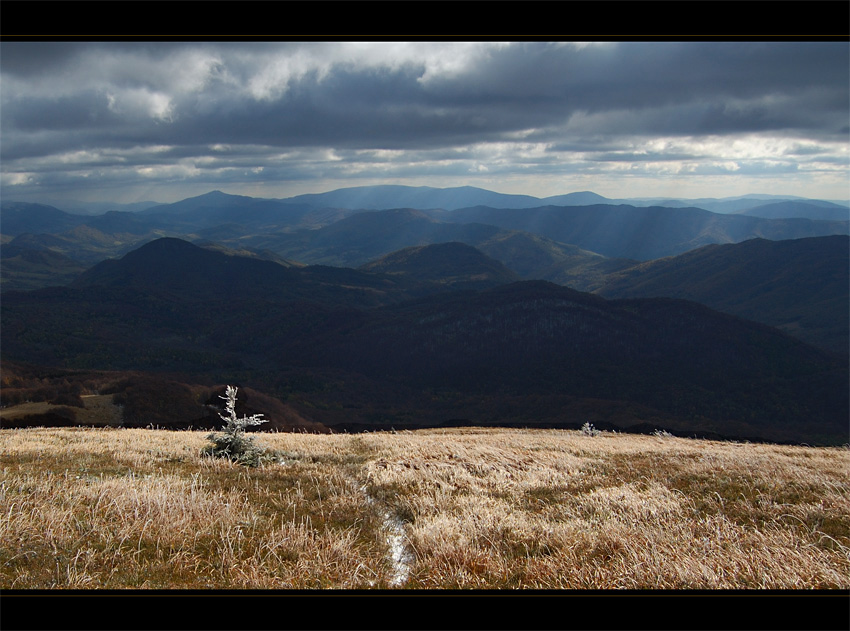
[{"left": 1, "top": 186, "right": 847, "bottom": 445}]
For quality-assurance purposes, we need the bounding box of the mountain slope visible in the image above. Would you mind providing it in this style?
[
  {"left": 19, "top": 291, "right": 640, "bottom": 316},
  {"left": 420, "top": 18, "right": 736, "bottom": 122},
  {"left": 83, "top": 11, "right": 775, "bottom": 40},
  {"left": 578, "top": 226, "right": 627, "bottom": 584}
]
[
  {"left": 445, "top": 204, "right": 850, "bottom": 260},
  {"left": 735, "top": 201, "right": 850, "bottom": 221},
  {"left": 238, "top": 207, "right": 636, "bottom": 284},
  {"left": 539, "top": 191, "right": 611, "bottom": 206},
  {"left": 282, "top": 185, "right": 543, "bottom": 211},
  {"left": 595, "top": 236, "right": 850, "bottom": 354},
  {"left": 72, "top": 237, "right": 414, "bottom": 309},
  {"left": 6, "top": 189, "right": 847, "bottom": 280},
  {"left": 273, "top": 186, "right": 849, "bottom": 215},
  {"left": 296, "top": 281, "right": 847, "bottom": 443},
  {"left": 242, "top": 208, "right": 509, "bottom": 267},
  {"left": 359, "top": 242, "right": 521, "bottom": 291},
  {"left": 0, "top": 249, "right": 89, "bottom": 292},
  {"left": 0, "top": 202, "right": 83, "bottom": 236},
  {"left": 139, "top": 190, "right": 320, "bottom": 231},
  {"left": 2, "top": 227, "right": 162, "bottom": 266},
  {"left": 3, "top": 237, "right": 845, "bottom": 444},
  {"left": 471, "top": 231, "right": 637, "bottom": 290}
]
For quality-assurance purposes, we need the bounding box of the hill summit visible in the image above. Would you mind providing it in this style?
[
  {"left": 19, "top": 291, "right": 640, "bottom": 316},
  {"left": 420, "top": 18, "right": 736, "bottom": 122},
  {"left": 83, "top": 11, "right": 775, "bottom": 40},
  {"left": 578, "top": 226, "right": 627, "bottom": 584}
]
[
  {"left": 359, "top": 242, "right": 521, "bottom": 290},
  {"left": 72, "top": 237, "right": 296, "bottom": 297}
]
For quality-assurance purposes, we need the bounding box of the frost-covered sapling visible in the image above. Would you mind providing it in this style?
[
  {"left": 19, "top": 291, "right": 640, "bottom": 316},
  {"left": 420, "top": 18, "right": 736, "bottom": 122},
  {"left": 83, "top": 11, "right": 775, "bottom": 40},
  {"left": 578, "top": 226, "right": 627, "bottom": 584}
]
[
  {"left": 581, "top": 422, "right": 602, "bottom": 437},
  {"left": 203, "top": 385, "right": 268, "bottom": 466}
]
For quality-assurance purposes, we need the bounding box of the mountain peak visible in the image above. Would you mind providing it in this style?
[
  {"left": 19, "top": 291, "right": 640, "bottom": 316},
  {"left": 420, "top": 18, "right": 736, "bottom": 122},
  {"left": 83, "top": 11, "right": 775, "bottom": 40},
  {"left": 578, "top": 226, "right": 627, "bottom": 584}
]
[
  {"left": 141, "top": 236, "right": 204, "bottom": 252},
  {"left": 72, "top": 237, "right": 286, "bottom": 293},
  {"left": 195, "top": 190, "right": 246, "bottom": 200},
  {"left": 145, "top": 190, "right": 259, "bottom": 216},
  {"left": 540, "top": 191, "right": 610, "bottom": 206}
]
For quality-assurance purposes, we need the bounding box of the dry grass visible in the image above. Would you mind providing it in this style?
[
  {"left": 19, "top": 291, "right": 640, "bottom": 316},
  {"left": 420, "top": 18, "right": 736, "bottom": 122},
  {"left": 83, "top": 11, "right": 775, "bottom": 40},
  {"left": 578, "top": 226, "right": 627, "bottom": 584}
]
[
  {"left": 1, "top": 395, "right": 122, "bottom": 426},
  {"left": 1, "top": 426, "right": 848, "bottom": 589}
]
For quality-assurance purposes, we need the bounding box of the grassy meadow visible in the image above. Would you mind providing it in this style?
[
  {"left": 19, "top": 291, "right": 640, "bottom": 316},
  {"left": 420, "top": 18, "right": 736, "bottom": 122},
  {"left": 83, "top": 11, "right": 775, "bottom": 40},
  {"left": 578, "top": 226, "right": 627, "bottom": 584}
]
[{"left": 1, "top": 426, "right": 849, "bottom": 590}]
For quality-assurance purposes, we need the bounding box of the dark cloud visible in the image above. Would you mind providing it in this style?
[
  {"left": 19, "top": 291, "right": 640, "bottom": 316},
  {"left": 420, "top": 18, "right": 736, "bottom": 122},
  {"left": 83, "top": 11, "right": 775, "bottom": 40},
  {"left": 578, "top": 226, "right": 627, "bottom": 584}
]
[
  {"left": 1, "top": 42, "right": 847, "bottom": 201},
  {"left": 6, "top": 92, "right": 116, "bottom": 132},
  {"left": 0, "top": 42, "right": 85, "bottom": 76}
]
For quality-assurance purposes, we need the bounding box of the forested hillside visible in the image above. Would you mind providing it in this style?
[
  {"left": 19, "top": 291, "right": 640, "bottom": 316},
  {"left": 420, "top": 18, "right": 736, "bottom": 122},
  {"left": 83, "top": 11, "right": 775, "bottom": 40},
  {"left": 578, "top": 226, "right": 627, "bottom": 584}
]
[{"left": 2, "top": 238, "right": 846, "bottom": 444}]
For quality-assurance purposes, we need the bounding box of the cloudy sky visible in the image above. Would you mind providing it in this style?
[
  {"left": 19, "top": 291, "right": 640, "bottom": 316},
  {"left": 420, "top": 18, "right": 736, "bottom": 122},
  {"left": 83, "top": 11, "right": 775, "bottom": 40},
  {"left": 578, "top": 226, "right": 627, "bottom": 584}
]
[{"left": 1, "top": 41, "right": 848, "bottom": 204}]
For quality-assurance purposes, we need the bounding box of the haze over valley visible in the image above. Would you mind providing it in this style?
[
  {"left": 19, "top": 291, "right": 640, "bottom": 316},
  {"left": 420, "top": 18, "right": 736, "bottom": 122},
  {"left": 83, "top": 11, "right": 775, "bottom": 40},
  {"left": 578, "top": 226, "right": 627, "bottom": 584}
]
[{"left": 1, "top": 185, "right": 847, "bottom": 446}]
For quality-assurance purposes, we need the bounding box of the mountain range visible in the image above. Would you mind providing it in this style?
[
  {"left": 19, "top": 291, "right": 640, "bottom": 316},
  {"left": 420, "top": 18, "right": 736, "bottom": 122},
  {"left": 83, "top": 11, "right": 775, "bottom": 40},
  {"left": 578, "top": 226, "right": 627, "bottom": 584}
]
[
  {"left": 1, "top": 236, "right": 847, "bottom": 444},
  {"left": 1, "top": 185, "right": 847, "bottom": 444},
  {"left": 20, "top": 185, "right": 847, "bottom": 216},
  {"left": 3, "top": 187, "right": 847, "bottom": 278}
]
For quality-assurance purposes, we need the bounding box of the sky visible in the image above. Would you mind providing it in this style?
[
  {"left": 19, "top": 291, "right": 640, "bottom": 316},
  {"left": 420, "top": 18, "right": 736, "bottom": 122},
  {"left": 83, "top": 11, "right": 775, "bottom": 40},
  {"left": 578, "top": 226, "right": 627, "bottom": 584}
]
[{"left": 1, "top": 41, "right": 849, "bottom": 205}]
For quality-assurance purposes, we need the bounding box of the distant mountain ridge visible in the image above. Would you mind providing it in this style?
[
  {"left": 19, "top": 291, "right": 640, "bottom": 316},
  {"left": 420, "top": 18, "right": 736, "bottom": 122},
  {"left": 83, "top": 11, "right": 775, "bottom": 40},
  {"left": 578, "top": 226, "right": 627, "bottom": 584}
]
[
  {"left": 735, "top": 200, "right": 850, "bottom": 221},
  {"left": 442, "top": 204, "right": 849, "bottom": 260},
  {"left": 4, "top": 184, "right": 848, "bottom": 447},
  {"left": 274, "top": 186, "right": 850, "bottom": 214},
  {"left": 5, "top": 188, "right": 848, "bottom": 253},
  {"left": 3, "top": 190, "right": 848, "bottom": 357},
  {"left": 2, "top": 187, "right": 847, "bottom": 357},
  {"left": 6, "top": 185, "right": 848, "bottom": 219},
  {"left": 3, "top": 237, "right": 845, "bottom": 444},
  {"left": 280, "top": 185, "right": 544, "bottom": 211},
  {"left": 1, "top": 202, "right": 83, "bottom": 235}
]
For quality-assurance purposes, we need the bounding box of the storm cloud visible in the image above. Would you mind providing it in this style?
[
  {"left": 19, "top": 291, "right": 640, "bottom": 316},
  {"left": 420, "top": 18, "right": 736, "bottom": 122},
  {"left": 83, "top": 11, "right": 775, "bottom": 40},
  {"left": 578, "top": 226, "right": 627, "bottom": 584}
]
[{"left": 1, "top": 41, "right": 848, "bottom": 202}]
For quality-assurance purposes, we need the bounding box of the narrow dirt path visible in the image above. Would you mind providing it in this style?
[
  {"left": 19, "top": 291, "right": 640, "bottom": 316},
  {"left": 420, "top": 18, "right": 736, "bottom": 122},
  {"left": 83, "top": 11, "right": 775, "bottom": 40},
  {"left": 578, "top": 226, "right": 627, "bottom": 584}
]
[
  {"left": 382, "top": 505, "right": 413, "bottom": 587},
  {"left": 358, "top": 483, "right": 413, "bottom": 587}
]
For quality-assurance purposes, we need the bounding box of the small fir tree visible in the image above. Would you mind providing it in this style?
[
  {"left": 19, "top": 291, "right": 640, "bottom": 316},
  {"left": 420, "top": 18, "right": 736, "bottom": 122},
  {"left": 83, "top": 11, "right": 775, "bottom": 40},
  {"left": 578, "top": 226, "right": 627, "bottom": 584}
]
[
  {"left": 581, "top": 421, "right": 602, "bottom": 437},
  {"left": 203, "top": 385, "right": 268, "bottom": 466}
]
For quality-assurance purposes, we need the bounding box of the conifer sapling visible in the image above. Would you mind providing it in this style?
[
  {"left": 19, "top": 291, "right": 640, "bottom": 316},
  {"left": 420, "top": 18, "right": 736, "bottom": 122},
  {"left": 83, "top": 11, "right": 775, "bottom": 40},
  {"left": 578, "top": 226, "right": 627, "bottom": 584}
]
[{"left": 203, "top": 385, "right": 268, "bottom": 466}]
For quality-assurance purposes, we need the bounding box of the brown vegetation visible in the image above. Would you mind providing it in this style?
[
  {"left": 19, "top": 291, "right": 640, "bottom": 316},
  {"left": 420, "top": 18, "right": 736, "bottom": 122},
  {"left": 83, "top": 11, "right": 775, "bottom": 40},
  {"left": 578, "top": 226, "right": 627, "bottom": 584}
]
[
  {"left": 0, "top": 364, "right": 325, "bottom": 433},
  {"left": 1, "top": 426, "right": 848, "bottom": 590}
]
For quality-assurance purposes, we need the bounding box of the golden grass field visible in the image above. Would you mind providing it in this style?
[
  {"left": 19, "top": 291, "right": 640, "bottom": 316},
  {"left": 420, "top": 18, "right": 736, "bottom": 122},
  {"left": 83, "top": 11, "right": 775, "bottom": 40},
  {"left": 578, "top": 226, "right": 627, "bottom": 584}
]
[{"left": 2, "top": 425, "right": 848, "bottom": 593}]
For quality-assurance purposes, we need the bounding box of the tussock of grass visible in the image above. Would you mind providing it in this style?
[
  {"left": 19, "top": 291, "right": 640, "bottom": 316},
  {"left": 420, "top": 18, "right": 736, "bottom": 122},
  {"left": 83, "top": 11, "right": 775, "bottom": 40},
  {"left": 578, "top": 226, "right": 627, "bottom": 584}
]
[{"left": 1, "top": 426, "right": 848, "bottom": 589}]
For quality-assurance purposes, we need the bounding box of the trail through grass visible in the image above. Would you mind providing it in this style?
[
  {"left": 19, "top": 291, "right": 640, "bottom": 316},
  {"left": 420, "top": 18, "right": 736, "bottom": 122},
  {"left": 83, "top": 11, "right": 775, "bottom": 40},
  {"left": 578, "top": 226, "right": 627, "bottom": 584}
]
[{"left": 1, "top": 427, "right": 848, "bottom": 589}]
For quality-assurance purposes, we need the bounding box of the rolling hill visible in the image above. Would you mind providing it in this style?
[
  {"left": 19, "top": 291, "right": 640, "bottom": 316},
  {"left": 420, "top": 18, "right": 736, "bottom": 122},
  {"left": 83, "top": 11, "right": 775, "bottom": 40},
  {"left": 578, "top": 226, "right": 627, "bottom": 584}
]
[
  {"left": 470, "top": 230, "right": 637, "bottom": 291},
  {"left": 2, "top": 187, "right": 847, "bottom": 445},
  {"left": 239, "top": 185, "right": 850, "bottom": 215},
  {"left": 236, "top": 208, "right": 513, "bottom": 267},
  {"left": 595, "top": 235, "right": 849, "bottom": 354},
  {"left": 2, "top": 238, "right": 846, "bottom": 445},
  {"left": 138, "top": 190, "right": 319, "bottom": 231},
  {"left": 281, "top": 184, "right": 543, "bottom": 211},
  {"left": 3, "top": 189, "right": 848, "bottom": 291},
  {"left": 0, "top": 249, "right": 89, "bottom": 292},
  {"left": 358, "top": 242, "right": 521, "bottom": 291},
  {"left": 0, "top": 201, "right": 83, "bottom": 236},
  {"left": 70, "top": 237, "right": 418, "bottom": 308},
  {"left": 443, "top": 203, "right": 849, "bottom": 260},
  {"left": 735, "top": 200, "right": 850, "bottom": 221},
  {"left": 2, "top": 190, "right": 847, "bottom": 363}
]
